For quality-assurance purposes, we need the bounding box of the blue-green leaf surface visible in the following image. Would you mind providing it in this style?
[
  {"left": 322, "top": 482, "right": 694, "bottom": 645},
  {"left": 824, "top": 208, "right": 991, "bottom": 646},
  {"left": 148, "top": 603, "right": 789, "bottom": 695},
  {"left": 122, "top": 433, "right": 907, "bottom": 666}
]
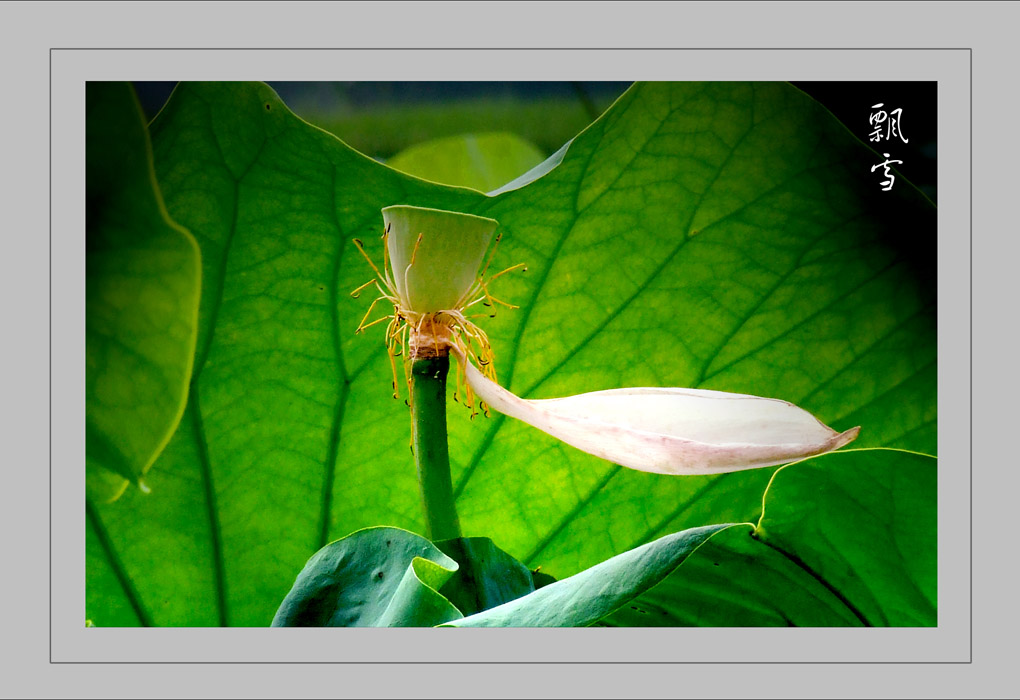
[
  {"left": 435, "top": 537, "right": 536, "bottom": 616},
  {"left": 272, "top": 527, "right": 461, "bottom": 627},
  {"left": 445, "top": 524, "right": 733, "bottom": 627}
]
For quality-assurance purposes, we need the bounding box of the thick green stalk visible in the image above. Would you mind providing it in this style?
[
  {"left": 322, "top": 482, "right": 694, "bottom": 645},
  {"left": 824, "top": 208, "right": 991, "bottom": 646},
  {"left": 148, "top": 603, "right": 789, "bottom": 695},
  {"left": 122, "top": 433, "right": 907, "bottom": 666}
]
[{"left": 410, "top": 354, "right": 462, "bottom": 541}]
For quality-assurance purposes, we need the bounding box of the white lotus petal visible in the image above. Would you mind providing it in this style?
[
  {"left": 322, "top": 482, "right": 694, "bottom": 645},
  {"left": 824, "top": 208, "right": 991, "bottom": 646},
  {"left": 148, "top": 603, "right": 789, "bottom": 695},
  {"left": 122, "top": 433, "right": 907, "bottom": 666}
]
[{"left": 458, "top": 353, "right": 859, "bottom": 475}]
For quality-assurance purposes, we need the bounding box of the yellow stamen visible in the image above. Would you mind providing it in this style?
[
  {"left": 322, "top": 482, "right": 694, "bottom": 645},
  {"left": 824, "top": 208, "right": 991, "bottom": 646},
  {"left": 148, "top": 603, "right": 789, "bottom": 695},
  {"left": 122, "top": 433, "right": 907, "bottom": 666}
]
[
  {"left": 381, "top": 223, "right": 393, "bottom": 290},
  {"left": 351, "top": 219, "right": 523, "bottom": 411},
  {"left": 355, "top": 295, "right": 390, "bottom": 333},
  {"left": 409, "top": 233, "right": 424, "bottom": 266},
  {"left": 350, "top": 278, "right": 377, "bottom": 299},
  {"left": 357, "top": 313, "right": 394, "bottom": 333},
  {"left": 485, "top": 262, "right": 528, "bottom": 284},
  {"left": 352, "top": 238, "right": 388, "bottom": 283},
  {"left": 477, "top": 231, "right": 503, "bottom": 281},
  {"left": 481, "top": 290, "right": 519, "bottom": 310}
]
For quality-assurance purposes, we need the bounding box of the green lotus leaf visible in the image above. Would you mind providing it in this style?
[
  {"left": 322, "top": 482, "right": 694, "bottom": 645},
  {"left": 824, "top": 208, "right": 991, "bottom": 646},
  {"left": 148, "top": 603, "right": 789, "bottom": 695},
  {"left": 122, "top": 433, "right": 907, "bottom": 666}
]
[{"left": 86, "top": 81, "right": 935, "bottom": 626}]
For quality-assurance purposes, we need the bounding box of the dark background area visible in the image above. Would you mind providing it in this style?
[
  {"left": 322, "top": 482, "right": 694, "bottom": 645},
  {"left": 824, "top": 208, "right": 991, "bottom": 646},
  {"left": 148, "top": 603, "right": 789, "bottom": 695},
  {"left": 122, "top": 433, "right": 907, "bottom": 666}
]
[
  {"left": 132, "top": 80, "right": 628, "bottom": 118},
  {"left": 793, "top": 81, "right": 936, "bottom": 202},
  {"left": 132, "top": 81, "right": 936, "bottom": 202}
]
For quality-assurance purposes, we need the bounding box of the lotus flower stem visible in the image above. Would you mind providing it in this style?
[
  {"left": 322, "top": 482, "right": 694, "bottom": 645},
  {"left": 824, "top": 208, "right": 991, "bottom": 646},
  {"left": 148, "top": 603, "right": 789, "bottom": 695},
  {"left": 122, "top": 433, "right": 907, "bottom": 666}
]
[{"left": 409, "top": 352, "right": 462, "bottom": 541}]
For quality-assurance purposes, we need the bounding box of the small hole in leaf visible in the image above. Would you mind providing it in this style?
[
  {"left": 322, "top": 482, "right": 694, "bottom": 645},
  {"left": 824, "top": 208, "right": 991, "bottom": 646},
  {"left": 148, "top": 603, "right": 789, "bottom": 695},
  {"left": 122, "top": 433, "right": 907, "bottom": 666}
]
[{"left": 265, "top": 103, "right": 271, "bottom": 111}]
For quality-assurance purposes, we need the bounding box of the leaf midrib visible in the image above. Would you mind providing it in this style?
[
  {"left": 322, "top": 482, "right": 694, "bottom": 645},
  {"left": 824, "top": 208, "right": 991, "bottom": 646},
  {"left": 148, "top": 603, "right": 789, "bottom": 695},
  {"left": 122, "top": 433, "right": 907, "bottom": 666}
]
[
  {"left": 178, "top": 111, "right": 272, "bottom": 626},
  {"left": 752, "top": 535, "right": 873, "bottom": 627},
  {"left": 318, "top": 164, "right": 354, "bottom": 550}
]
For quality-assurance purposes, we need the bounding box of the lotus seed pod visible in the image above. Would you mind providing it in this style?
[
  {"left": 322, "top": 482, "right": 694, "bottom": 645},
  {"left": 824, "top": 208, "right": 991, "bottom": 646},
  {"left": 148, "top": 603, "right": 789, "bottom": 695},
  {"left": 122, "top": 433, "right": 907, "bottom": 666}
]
[{"left": 382, "top": 205, "right": 498, "bottom": 313}]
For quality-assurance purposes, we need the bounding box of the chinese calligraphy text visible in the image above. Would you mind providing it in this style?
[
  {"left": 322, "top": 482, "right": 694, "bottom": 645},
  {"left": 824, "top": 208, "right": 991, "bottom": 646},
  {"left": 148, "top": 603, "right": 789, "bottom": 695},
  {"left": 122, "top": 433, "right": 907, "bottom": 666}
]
[{"left": 869, "top": 103, "right": 908, "bottom": 191}]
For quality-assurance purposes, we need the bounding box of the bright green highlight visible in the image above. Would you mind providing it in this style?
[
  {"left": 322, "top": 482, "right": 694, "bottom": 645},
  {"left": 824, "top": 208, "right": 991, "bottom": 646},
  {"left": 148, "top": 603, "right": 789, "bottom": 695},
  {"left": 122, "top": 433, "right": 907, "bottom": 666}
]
[{"left": 387, "top": 131, "right": 546, "bottom": 193}]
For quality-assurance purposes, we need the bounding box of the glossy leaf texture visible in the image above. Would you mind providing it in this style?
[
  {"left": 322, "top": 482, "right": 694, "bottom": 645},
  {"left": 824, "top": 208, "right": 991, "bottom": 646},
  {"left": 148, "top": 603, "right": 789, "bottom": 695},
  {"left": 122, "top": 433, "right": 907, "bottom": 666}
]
[
  {"left": 601, "top": 449, "right": 936, "bottom": 626},
  {"left": 86, "top": 82, "right": 936, "bottom": 626},
  {"left": 85, "top": 82, "right": 201, "bottom": 503}
]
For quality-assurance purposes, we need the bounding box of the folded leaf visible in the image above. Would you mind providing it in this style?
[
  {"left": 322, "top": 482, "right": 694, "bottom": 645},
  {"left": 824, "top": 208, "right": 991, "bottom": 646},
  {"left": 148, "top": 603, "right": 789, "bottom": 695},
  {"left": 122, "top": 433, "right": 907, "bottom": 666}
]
[
  {"left": 444, "top": 523, "right": 735, "bottom": 627},
  {"left": 271, "top": 527, "right": 461, "bottom": 627},
  {"left": 458, "top": 351, "right": 859, "bottom": 475}
]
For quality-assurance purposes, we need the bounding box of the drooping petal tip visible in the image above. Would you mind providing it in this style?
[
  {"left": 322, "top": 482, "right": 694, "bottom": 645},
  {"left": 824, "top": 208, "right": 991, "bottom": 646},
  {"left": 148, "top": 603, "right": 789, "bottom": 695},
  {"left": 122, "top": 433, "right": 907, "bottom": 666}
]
[
  {"left": 831, "top": 425, "right": 861, "bottom": 451},
  {"left": 453, "top": 347, "right": 860, "bottom": 476}
]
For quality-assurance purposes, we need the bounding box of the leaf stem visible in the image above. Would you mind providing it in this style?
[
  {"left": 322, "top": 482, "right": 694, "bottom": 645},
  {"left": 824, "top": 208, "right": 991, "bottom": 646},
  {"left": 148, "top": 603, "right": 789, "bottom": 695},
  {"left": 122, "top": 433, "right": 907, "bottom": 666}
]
[{"left": 410, "top": 354, "right": 462, "bottom": 541}]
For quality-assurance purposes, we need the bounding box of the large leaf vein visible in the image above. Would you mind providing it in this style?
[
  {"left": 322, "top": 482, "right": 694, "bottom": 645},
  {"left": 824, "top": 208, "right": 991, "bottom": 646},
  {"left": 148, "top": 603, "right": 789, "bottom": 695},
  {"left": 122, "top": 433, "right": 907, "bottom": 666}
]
[
  {"left": 319, "top": 164, "right": 353, "bottom": 548},
  {"left": 702, "top": 258, "right": 904, "bottom": 383},
  {"left": 189, "top": 391, "right": 228, "bottom": 626},
  {"left": 796, "top": 301, "right": 935, "bottom": 406},
  {"left": 86, "top": 500, "right": 151, "bottom": 626}
]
